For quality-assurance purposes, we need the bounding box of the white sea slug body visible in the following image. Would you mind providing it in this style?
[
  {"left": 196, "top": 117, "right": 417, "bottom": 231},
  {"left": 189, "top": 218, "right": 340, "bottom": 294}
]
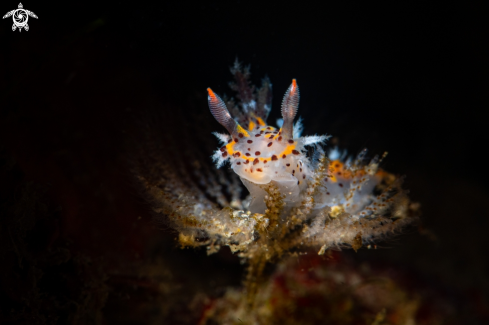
[{"left": 207, "top": 74, "right": 388, "bottom": 216}]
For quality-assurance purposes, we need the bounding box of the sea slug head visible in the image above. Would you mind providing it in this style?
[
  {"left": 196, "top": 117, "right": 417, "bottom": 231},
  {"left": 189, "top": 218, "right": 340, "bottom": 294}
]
[
  {"left": 208, "top": 80, "right": 314, "bottom": 212},
  {"left": 208, "top": 80, "right": 310, "bottom": 182}
]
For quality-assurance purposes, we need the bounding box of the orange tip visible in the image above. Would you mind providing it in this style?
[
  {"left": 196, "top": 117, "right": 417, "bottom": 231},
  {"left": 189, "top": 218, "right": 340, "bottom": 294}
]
[{"left": 207, "top": 88, "right": 216, "bottom": 97}]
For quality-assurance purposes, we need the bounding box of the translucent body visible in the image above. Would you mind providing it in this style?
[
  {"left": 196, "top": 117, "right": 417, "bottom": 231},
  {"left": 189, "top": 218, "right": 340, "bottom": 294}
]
[
  {"left": 209, "top": 79, "right": 387, "bottom": 216},
  {"left": 221, "top": 125, "right": 312, "bottom": 212}
]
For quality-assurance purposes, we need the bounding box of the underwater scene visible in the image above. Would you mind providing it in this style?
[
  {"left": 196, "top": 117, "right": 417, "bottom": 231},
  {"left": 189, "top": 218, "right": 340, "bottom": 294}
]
[{"left": 1, "top": 1, "right": 488, "bottom": 324}]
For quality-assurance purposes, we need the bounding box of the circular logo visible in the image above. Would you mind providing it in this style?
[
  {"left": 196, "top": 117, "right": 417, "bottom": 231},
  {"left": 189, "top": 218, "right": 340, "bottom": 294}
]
[{"left": 13, "top": 9, "right": 28, "bottom": 27}]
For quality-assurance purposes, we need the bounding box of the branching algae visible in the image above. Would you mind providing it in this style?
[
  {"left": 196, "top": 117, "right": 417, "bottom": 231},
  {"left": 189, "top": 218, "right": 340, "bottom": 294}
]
[{"left": 136, "top": 62, "right": 418, "bottom": 308}]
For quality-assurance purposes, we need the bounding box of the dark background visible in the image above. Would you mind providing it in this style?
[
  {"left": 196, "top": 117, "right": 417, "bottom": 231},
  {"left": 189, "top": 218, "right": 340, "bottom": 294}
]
[{"left": 1, "top": 1, "right": 488, "bottom": 323}]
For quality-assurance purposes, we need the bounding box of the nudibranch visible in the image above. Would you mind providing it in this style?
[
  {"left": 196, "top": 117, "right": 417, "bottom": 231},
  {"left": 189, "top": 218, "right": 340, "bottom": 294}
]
[
  {"left": 208, "top": 78, "right": 387, "bottom": 216},
  {"left": 135, "top": 61, "right": 416, "bottom": 260}
]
